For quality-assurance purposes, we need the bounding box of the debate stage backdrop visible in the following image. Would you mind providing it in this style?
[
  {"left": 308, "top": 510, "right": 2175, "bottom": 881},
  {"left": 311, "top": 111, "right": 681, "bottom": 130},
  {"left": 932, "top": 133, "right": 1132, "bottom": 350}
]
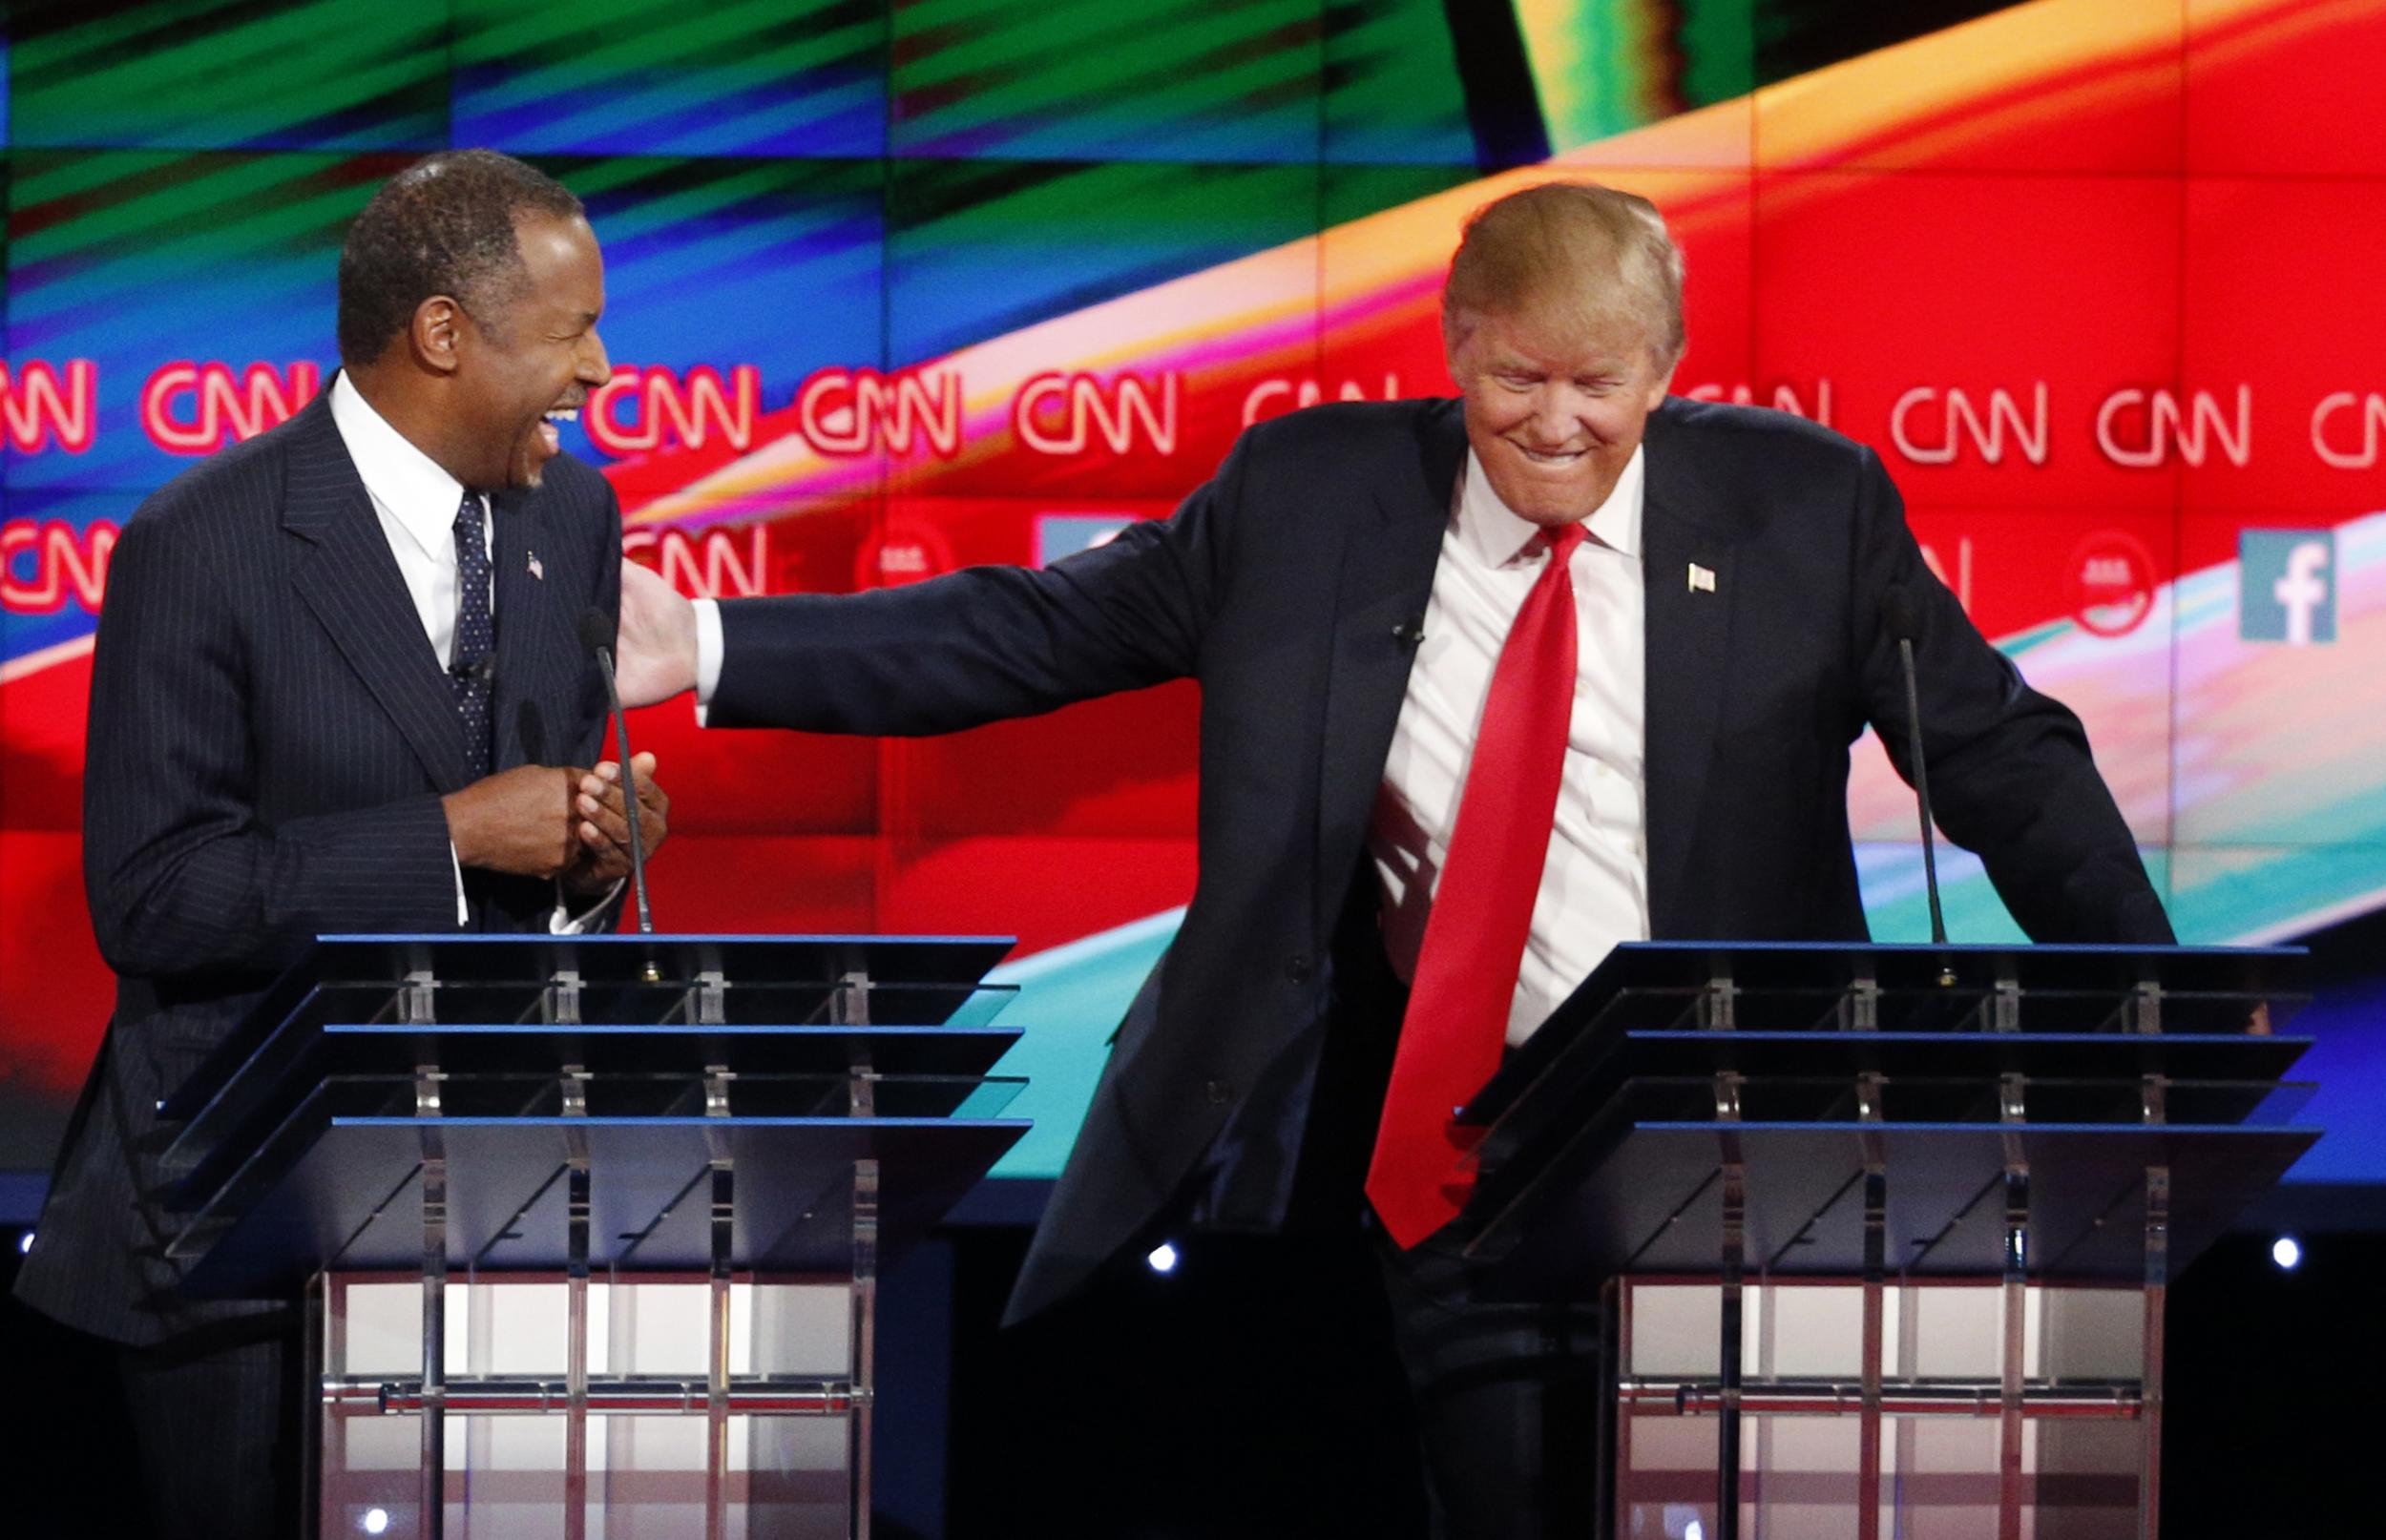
[{"left": 3, "top": 0, "right": 2382, "bottom": 1197}]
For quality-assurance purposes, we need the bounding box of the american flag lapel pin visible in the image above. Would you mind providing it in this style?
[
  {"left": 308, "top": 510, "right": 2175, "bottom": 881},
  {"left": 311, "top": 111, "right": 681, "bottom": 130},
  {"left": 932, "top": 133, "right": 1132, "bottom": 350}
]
[
  {"left": 526, "top": 551, "right": 545, "bottom": 581},
  {"left": 1688, "top": 562, "right": 1716, "bottom": 593}
]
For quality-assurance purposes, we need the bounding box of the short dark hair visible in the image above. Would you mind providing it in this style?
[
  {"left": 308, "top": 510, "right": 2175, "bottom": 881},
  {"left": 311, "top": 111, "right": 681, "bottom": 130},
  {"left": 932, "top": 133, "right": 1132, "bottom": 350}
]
[{"left": 336, "top": 150, "right": 584, "bottom": 367}]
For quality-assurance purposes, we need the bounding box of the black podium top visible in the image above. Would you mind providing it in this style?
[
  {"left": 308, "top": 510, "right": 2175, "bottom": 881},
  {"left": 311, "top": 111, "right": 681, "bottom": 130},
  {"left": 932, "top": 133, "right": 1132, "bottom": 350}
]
[
  {"left": 167, "top": 932, "right": 1019, "bottom": 1122},
  {"left": 1464, "top": 940, "right": 2309, "bottom": 1122},
  {"left": 1437, "top": 941, "right": 2317, "bottom": 1295},
  {"left": 157, "top": 934, "right": 1035, "bottom": 1295}
]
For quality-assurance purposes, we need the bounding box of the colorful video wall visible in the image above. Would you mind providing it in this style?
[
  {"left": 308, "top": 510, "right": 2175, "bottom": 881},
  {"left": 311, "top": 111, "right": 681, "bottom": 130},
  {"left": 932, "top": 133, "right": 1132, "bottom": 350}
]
[{"left": 3, "top": 0, "right": 2381, "bottom": 1186}]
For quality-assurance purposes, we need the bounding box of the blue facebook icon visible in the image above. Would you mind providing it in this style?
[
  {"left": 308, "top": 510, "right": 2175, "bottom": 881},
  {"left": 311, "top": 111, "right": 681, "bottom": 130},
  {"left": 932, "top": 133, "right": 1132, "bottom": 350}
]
[{"left": 2239, "top": 529, "right": 2337, "bottom": 644}]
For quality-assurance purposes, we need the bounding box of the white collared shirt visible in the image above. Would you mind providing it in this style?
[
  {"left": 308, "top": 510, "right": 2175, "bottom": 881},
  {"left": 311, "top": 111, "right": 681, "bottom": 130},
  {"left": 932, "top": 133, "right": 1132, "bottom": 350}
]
[
  {"left": 1370, "top": 446, "right": 1651, "bottom": 1046},
  {"left": 328, "top": 372, "right": 492, "bottom": 674},
  {"left": 327, "top": 373, "right": 606, "bottom": 931}
]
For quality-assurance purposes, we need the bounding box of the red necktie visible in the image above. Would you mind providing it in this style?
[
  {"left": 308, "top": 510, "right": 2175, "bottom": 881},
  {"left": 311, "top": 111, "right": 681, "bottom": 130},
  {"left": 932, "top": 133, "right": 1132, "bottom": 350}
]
[{"left": 1366, "top": 522, "right": 1585, "bottom": 1248}]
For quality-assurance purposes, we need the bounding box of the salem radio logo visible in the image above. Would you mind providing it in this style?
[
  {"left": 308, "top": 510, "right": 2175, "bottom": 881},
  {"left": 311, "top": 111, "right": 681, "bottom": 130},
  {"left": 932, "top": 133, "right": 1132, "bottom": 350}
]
[{"left": 2069, "top": 531, "right": 2158, "bottom": 638}]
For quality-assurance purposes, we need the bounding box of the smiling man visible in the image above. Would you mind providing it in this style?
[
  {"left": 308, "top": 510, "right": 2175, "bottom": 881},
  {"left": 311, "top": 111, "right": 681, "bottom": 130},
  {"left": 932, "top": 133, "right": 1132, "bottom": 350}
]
[
  {"left": 615, "top": 179, "right": 2165, "bottom": 1536},
  {"left": 17, "top": 150, "right": 666, "bottom": 1540}
]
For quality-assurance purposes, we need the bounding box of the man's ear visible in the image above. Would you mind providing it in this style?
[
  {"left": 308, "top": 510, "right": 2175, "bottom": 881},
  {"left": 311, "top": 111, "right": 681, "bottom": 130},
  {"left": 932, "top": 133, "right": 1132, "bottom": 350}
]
[
  {"left": 410, "top": 296, "right": 465, "bottom": 376},
  {"left": 1643, "top": 356, "right": 1679, "bottom": 408}
]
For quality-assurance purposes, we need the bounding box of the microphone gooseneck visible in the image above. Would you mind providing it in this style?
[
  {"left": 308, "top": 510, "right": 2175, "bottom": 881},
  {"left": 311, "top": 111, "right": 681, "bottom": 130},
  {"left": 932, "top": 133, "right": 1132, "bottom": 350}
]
[
  {"left": 579, "top": 607, "right": 655, "bottom": 934},
  {"left": 1882, "top": 585, "right": 1949, "bottom": 949}
]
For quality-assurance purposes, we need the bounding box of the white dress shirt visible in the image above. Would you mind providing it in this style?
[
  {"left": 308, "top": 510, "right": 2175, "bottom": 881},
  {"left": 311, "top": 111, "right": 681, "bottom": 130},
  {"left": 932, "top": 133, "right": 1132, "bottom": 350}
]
[
  {"left": 1370, "top": 447, "right": 1651, "bottom": 1046},
  {"left": 327, "top": 374, "right": 607, "bottom": 931},
  {"left": 329, "top": 373, "right": 493, "bottom": 677}
]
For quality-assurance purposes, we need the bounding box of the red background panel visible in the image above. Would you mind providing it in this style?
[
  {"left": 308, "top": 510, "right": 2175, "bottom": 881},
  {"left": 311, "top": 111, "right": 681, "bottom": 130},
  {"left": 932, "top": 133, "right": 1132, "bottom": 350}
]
[
  {"left": 876, "top": 836, "right": 1198, "bottom": 960},
  {"left": 1753, "top": 171, "right": 2184, "bottom": 508},
  {"left": 2181, "top": 177, "right": 2386, "bottom": 510},
  {"left": 0, "top": 645, "right": 91, "bottom": 832},
  {"left": 884, "top": 689, "right": 1202, "bottom": 842},
  {"left": 0, "top": 831, "right": 112, "bottom": 1106},
  {"left": 640, "top": 835, "right": 878, "bottom": 933}
]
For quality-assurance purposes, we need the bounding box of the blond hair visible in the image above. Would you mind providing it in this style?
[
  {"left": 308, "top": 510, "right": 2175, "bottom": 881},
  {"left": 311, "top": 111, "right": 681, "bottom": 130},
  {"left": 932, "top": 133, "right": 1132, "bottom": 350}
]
[{"left": 1441, "top": 181, "right": 1685, "bottom": 370}]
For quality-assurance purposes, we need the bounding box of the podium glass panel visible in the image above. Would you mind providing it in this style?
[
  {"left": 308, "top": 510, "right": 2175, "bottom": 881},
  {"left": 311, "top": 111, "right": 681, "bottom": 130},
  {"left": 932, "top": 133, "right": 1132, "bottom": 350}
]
[
  {"left": 1614, "top": 1279, "right": 2151, "bottom": 1539},
  {"left": 321, "top": 1274, "right": 869, "bottom": 1539}
]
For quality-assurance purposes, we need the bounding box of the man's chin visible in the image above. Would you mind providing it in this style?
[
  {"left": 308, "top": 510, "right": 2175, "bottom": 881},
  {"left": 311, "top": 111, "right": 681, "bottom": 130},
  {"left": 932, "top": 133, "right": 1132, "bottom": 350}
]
[{"left": 1487, "top": 470, "right": 1606, "bottom": 526}]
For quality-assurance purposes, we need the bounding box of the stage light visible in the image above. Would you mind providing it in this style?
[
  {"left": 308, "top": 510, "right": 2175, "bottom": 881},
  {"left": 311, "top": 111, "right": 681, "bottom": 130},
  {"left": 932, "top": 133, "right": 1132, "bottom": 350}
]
[
  {"left": 1685, "top": 1522, "right": 1705, "bottom": 1540},
  {"left": 362, "top": 1509, "right": 390, "bottom": 1535},
  {"left": 15, "top": 1231, "right": 31, "bottom": 1256},
  {"left": 1145, "top": 1241, "right": 1179, "bottom": 1275},
  {"left": 2272, "top": 1236, "right": 2302, "bottom": 1271}
]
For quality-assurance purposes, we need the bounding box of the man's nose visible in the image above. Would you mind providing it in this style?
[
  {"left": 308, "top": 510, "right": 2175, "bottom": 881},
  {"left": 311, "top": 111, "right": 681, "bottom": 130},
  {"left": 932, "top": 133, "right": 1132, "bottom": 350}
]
[
  {"left": 578, "top": 327, "right": 613, "bottom": 384},
  {"left": 1527, "top": 390, "right": 1577, "bottom": 444}
]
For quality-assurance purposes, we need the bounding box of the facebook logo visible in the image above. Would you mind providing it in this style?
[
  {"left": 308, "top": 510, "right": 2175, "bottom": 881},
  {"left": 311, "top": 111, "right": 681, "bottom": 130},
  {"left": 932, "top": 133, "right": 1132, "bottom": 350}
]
[
  {"left": 2239, "top": 529, "right": 2336, "bottom": 644},
  {"left": 1036, "top": 514, "right": 1132, "bottom": 568}
]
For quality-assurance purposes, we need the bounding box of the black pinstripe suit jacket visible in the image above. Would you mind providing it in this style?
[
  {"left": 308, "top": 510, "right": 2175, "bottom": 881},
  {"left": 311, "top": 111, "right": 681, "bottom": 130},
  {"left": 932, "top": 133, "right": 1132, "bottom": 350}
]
[{"left": 16, "top": 391, "right": 623, "bottom": 1344}]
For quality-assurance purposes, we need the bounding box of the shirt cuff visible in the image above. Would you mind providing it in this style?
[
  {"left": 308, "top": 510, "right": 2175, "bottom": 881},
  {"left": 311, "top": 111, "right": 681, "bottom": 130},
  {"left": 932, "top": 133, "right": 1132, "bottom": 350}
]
[
  {"left": 694, "top": 598, "right": 724, "bottom": 707},
  {"left": 551, "top": 877, "right": 625, "bottom": 935},
  {"left": 450, "top": 841, "right": 469, "bottom": 926}
]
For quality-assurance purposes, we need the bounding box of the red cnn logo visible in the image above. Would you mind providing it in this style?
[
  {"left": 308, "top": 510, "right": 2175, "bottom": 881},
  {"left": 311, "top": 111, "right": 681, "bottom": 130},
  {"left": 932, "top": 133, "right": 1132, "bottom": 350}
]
[
  {"left": 1, "top": 519, "right": 117, "bottom": 614},
  {"left": 588, "top": 364, "right": 760, "bottom": 456},
  {"left": 141, "top": 362, "right": 321, "bottom": 454},
  {"left": 797, "top": 367, "right": 960, "bottom": 459},
  {"left": 1015, "top": 372, "right": 1179, "bottom": 457},
  {"left": 0, "top": 361, "right": 98, "bottom": 454}
]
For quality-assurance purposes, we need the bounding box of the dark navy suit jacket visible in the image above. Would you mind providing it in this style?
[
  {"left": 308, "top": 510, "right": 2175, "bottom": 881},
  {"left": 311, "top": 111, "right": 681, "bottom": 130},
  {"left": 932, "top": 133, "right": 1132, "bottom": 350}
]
[
  {"left": 704, "top": 396, "right": 2173, "bottom": 1325},
  {"left": 18, "top": 393, "right": 622, "bottom": 1345}
]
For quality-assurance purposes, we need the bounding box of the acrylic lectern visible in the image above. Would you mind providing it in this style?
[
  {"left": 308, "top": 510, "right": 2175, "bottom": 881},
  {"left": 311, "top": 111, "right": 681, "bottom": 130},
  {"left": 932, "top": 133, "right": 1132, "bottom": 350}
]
[
  {"left": 1452, "top": 942, "right": 2314, "bottom": 1540},
  {"left": 157, "top": 933, "right": 1031, "bottom": 1540}
]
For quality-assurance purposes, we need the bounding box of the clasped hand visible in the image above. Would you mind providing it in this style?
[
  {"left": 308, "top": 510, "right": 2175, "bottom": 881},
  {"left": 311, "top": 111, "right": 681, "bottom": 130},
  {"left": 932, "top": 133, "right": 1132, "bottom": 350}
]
[{"left": 442, "top": 752, "right": 670, "bottom": 894}]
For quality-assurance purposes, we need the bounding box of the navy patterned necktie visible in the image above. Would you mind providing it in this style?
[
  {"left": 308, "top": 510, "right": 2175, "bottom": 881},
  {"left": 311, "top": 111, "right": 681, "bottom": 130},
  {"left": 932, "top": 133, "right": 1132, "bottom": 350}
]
[{"left": 450, "top": 492, "right": 494, "bottom": 780}]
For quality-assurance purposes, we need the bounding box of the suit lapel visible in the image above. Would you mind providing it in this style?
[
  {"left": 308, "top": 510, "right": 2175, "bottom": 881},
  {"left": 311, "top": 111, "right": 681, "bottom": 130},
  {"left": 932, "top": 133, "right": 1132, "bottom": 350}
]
[
  {"left": 1312, "top": 402, "right": 1466, "bottom": 937},
  {"left": 1640, "top": 404, "right": 1738, "bottom": 938},
  {"left": 283, "top": 398, "right": 474, "bottom": 792},
  {"left": 488, "top": 489, "right": 558, "bottom": 769}
]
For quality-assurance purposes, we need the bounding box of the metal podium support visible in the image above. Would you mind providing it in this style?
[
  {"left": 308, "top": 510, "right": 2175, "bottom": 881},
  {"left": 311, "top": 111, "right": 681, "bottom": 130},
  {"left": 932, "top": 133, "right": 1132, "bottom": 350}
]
[
  {"left": 1452, "top": 941, "right": 2316, "bottom": 1539},
  {"left": 154, "top": 934, "right": 1032, "bottom": 1540}
]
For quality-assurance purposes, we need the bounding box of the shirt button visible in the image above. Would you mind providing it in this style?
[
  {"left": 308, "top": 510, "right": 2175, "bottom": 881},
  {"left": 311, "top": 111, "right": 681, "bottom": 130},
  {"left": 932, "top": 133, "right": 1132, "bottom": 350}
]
[
  {"left": 1204, "top": 1079, "right": 1233, "bottom": 1106},
  {"left": 1285, "top": 954, "right": 1311, "bottom": 985}
]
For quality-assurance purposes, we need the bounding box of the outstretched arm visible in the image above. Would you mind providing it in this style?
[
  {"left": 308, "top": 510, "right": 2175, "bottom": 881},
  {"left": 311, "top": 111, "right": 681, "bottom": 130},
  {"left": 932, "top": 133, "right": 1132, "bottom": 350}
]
[{"left": 616, "top": 427, "right": 1249, "bottom": 732}]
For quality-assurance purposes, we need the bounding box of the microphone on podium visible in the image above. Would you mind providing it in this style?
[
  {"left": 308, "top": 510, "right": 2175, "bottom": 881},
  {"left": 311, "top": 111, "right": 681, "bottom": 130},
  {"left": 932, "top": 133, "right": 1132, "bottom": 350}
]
[
  {"left": 1881, "top": 585, "right": 1949, "bottom": 948},
  {"left": 579, "top": 607, "right": 655, "bottom": 934}
]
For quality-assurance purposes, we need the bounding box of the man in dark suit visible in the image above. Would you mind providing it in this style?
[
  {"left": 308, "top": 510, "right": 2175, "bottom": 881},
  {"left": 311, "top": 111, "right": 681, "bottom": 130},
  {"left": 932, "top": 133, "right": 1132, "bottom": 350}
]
[
  {"left": 16, "top": 150, "right": 667, "bottom": 1539},
  {"left": 616, "top": 180, "right": 2168, "bottom": 1536}
]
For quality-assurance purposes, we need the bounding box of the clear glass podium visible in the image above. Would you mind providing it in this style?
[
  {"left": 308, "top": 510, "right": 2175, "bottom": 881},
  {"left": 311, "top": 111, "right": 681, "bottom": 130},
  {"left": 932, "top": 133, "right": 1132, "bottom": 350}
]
[
  {"left": 1451, "top": 942, "right": 2315, "bottom": 1540},
  {"left": 157, "top": 934, "right": 1032, "bottom": 1540}
]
